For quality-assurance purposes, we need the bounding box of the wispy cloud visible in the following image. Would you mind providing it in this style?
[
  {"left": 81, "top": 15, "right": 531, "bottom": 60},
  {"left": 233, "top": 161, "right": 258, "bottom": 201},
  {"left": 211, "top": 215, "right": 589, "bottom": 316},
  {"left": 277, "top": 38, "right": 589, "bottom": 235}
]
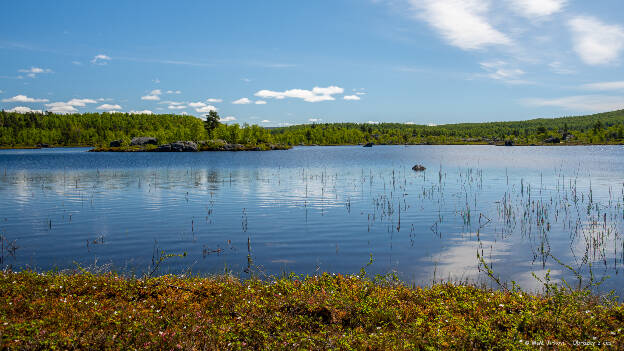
[
  {"left": 255, "top": 86, "right": 344, "bottom": 103},
  {"left": 129, "top": 110, "right": 153, "bottom": 114},
  {"left": 18, "top": 67, "right": 52, "bottom": 78},
  {"left": 343, "top": 95, "right": 361, "bottom": 101},
  {"left": 91, "top": 54, "right": 111, "bottom": 65},
  {"left": 408, "top": 0, "right": 511, "bottom": 50},
  {"left": 221, "top": 116, "right": 237, "bottom": 122},
  {"left": 2, "top": 94, "right": 49, "bottom": 103},
  {"left": 478, "top": 61, "right": 531, "bottom": 84},
  {"left": 255, "top": 100, "right": 267, "bottom": 105},
  {"left": 523, "top": 95, "right": 624, "bottom": 112},
  {"left": 508, "top": 0, "right": 566, "bottom": 18},
  {"left": 568, "top": 16, "right": 624, "bottom": 65},
  {"left": 581, "top": 81, "right": 624, "bottom": 91},
  {"left": 206, "top": 98, "right": 222, "bottom": 103}
]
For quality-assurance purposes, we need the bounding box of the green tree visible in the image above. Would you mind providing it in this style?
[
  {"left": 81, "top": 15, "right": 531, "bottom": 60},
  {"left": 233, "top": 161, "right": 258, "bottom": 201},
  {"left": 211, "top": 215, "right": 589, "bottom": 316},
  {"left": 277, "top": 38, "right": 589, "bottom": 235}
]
[{"left": 204, "top": 110, "right": 221, "bottom": 136}]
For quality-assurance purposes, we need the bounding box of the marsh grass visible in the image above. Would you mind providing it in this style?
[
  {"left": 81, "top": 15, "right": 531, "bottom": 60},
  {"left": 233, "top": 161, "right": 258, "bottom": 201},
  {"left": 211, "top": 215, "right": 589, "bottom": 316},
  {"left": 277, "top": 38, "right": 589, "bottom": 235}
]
[{"left": 1, "top": 269, "right": 623, "bottom": 350}]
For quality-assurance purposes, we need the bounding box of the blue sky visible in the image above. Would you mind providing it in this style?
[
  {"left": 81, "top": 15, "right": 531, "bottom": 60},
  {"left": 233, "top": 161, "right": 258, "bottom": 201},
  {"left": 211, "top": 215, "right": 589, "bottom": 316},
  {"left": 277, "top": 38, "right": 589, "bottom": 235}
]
[{"left": 1, "top": 0, "right": 624, "bottom": 126}]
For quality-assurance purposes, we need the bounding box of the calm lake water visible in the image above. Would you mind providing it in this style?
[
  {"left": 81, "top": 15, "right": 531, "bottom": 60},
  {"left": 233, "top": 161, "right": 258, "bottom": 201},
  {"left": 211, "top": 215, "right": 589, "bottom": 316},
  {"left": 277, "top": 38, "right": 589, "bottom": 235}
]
[{"left": 1, "top": 145, "right": 623, "bottom": 295}]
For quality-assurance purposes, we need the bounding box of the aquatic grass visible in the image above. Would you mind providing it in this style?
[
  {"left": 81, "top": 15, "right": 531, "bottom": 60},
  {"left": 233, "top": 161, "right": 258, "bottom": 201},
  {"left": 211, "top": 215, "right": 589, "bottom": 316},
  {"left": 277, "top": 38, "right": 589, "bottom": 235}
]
[{"left": 1, "top": 270, "right": 623, "bottom": 349}]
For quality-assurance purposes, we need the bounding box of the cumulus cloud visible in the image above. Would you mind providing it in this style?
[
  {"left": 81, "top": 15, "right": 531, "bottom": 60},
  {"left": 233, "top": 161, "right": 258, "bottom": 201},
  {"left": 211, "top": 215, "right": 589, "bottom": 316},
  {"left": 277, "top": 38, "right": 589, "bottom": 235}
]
[
  {"left": 97, "top": 104, "right": 122, "bottom": 110},
  {"left": 18, "top": 67, "right": 52, "bottom": 78},
  {"left": 168, "top": 105, "right": 186, "bottom": 110},
  {"left": 206, "top": 98, "right": 222, "bottom": 103},
  {"left": 2, "top": 95, "right": 49, "bottom": 103},
  {"left": 7, "top": 106, "right": 42, "bottom": 113},
  {"left": 260, "top": 119, "right": 271, "bottom": 123},
  {"left": 141, "top": 89, "right": 162, "bottom": 101},
  {"left": 568, "top": 16, "right": 624, "bottom": 65},
  {"left": 194, "top": 104, "right": 218, "bottom": 113},
  {"left": 524, "top": 95, "right": 624, "bottom": 112},
  {"left": 308, "top": 118, "right": 322, "bottom": 122},
  {"left": 91, "top": 54, "right": 111, "bottom": 65},
  {"left": 508, "top": 0, "right": 566, "bottom": 18},
  {"left": 343, "top": 95, "right": 361, "bottom": 101},
  {"left": 130, "top": 110, "right": 153, "bottom": 114},
  {"left": 255, "top": 100, "right": 267, "bottom": 105},
  {"left": 254, "top": 86, "right": 344, "bottom": 102},
  {"left": 67, "top": 98, "right": 97, "bottom": 107},
  {"left": 233, "top": 97, "right": 252, "bottom": 104},
  {"left": 581, "top": 81, "right": 624, "bottom": 91},
  {"left": 221, "top": 116, "right": 237, "bottom": 122},
  {"left": 45, "top": 102, "right": 78, "bottom": 114},
  {"left": 408, "top": 0, "right": 511, "bottom": 50},
  {"left": 367, "top": 121, "right": 380, "bottom": 124}
]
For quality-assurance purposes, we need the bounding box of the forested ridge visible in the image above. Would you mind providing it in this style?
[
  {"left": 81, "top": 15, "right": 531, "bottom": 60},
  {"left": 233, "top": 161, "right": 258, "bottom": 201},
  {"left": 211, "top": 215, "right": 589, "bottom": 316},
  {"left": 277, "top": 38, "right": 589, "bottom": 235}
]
[{"left": 1, "top": 109, "right": 624, "bottom": 147}]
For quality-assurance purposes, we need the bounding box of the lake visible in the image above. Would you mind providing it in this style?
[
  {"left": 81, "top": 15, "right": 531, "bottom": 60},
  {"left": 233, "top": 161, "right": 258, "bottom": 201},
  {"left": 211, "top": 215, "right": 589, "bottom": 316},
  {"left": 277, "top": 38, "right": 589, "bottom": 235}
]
[{"left": 0, "top": 145, "right": 623, "bottom": 295}]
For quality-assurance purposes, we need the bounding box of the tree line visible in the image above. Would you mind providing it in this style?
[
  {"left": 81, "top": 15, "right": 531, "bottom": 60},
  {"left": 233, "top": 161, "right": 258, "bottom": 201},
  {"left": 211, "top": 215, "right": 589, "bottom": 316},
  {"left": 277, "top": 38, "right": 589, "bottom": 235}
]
[{"left": 1, "top": 109, "right": 623, "bottom": 147}]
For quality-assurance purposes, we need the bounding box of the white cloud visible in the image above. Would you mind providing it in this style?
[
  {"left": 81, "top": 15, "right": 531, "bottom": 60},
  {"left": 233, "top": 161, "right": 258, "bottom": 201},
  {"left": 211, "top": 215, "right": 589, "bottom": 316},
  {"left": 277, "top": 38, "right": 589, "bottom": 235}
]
[
  {"left": 221, "top": 116, "right": 237, "bottom": 122},
  {"left": 568, "top": 16, "right": 624, "bottom": 65},
  {"left": 343, "top": 95, "right": 361, "bottom": 101},
  {"left": 261, "top": 119, "right": 271, "bottom": 123},
  {"left": 166, "top": 90, "right": 181, "bottom": 94},
  {"left": 206, "top": 98, "right": 222, "bottom": 103},
  {"left": 91, "top": 54, "right": 111, "bottom": 65},
  {"left": 508, "top": 0, "right": 566, "bottom": 18},
  {"left": 141, "top": 89, "right": 162, "bottom": 101},
  {"left": 97, "top": 104, "right": 122, "bottom": 110},
  {"left": 18, "top": 67, "right": 52, "bottom": 78},
  {"left": 168, "top": 105, "right": 186, "bottom": 110},
  {"left": 479, "top": 61, "right": 529, "bottom": 83},
  {"left": 408, "top": 0, "right": 511, "bottom": 50},
  {"left": 367, "top": 121, "right": 380, "bottom": 124},
  {"left": 548, "top": 61, "right": 575, "bottom": 75},
  {"left": 308, "top": 118, "right": 322, "bottom": 122},
  {"left": 72, "top": 61, "right": 82, "bottom": 65},
  {"left": 405, "top": 122, "right": 416, "bottom": 125},
  {"left": 45, "top": 102, "right": 78, "bottom": 114},
  {"left": 195, "top": 105, "right": 218, "bottom": 113},
  {"left": 255, "top": 100, "right": 267, "bottom": 105},
  {"left": 130, "top": 110, "right": 153, "bottom": 114},
  {"left": 188, "top": 101, "right": 206, "bottom": 108},
  {"left": 6, "top": 106, "right": 42, "bottom": 113},
  {"left": 67, "top": 98, "right": 97, "bottom": 107},
  {"left": 427, "top": 123, "right": 438, "bottom": 126},
  {"left": 524, "top": 95, "right": 624, "bottom": 112},
  {"left": 254, "top": 86, "right": 344, "bottom": 102},
  {"left": 233, "top": 97, "right": 252, "bottom": 105},
  {"left": 581, "top": 81, "right": 624, "bottom": 91},
  {"left": 2, "top": 95, "right": 49, "bottom": 103}
]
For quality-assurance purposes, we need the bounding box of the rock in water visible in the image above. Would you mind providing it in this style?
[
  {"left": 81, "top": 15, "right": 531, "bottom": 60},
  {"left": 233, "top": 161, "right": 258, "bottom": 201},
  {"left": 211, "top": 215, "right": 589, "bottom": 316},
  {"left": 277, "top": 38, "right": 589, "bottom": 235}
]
[
  {"left": 156, "top": 141, "right": 198, "bottom": 152},
  {"left": 412, "top": 164, "right": 426, "bottom": 172},
  {"left": 363, "top": 142, "right": 374, "bottom": 147},
  {"left": 130, "top": 137, "right": 158, "bottom": 146}
]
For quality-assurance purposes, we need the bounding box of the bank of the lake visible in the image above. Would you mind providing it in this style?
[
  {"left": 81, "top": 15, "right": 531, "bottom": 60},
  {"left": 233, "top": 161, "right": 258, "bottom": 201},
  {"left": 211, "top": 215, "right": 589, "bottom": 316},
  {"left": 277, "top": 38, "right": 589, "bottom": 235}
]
[{"left": 1, "top": 271, "right": 622, "bottom": 350}]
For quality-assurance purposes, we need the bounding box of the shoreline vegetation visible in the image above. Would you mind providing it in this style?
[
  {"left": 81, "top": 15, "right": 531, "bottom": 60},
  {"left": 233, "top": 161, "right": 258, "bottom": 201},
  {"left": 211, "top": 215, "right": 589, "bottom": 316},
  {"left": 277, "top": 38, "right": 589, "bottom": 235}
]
[
  {"left": 1, "top": 109, "right": 623, "bottom": 150},
  {"left": 1, "top": 270, "right": 622, "bottom": 349}
]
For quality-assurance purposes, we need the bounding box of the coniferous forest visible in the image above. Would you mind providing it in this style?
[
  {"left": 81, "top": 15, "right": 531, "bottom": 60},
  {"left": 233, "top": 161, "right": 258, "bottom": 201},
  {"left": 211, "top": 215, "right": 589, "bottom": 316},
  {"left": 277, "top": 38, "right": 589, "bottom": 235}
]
[{"left": 1, "top": 109, "right": 624, "bottom": 148}]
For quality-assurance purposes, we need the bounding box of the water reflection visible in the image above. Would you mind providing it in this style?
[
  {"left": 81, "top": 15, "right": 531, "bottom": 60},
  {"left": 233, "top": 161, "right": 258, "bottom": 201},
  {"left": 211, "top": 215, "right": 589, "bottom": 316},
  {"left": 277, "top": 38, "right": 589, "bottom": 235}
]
[{"left": 0, "top": 146, "right": 622, "bottom": 296}]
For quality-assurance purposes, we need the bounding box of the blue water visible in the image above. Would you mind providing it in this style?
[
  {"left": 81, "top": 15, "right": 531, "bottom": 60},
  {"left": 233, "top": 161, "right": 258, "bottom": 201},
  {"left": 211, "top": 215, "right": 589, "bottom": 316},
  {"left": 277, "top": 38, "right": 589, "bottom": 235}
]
[{"left": 0, "top": 145, "right": 623, "bottom": 295}]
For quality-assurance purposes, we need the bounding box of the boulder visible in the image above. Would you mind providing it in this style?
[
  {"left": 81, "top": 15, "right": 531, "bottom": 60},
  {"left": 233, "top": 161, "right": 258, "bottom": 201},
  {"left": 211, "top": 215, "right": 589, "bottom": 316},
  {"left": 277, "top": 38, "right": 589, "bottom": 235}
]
[
  {"left": 543, "top": 137, "right": 560, "bottom": 144},
  {"left": 504, "top": 140, "right": 514, "bottom": 146},
  {"left": 130, "top": 137, "right": 158, "bottom": 146},
  {"left": 363, "top": 142, "right": 374, "bottom": 147},
  {"left": 109, "top": 140, "right": 123, "bottom": 147},
  {"left": 156, "top": 141, "right": 198, "bottom": 152},
  {"left": 412, "top": 164, "right": 426, "bottom": 172}
]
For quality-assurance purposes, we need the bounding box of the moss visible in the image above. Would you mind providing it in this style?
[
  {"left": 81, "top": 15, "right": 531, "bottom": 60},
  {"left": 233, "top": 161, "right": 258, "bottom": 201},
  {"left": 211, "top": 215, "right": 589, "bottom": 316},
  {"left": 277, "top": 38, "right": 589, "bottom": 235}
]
[{"left": 1, "top": 271, "right": 622, "bottom": 349}]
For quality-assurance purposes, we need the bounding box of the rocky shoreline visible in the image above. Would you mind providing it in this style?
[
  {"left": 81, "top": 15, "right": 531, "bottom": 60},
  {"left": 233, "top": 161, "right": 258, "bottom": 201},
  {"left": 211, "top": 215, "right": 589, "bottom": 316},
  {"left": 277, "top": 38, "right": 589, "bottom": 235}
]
[{"left": 90, "top": 137, "right": 291, "bottom": 152}]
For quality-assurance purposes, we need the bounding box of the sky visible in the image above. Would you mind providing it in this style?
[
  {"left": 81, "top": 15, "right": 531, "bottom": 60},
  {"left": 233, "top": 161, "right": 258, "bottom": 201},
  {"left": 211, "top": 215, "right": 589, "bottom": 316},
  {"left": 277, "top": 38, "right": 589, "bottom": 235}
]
[{"left": 1, "top": 0, "right": 624, "bottom": 126}]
